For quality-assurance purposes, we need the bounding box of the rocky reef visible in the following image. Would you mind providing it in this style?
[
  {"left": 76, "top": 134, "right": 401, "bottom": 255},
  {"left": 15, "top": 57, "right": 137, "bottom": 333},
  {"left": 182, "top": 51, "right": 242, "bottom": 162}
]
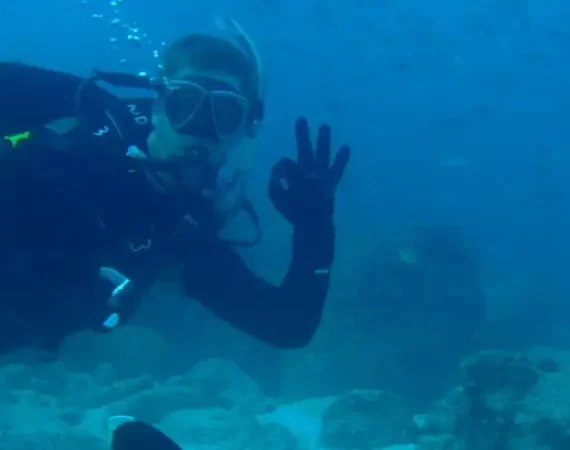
[
  {"left": 0, "top": 345, "right": 418, "bottom": 450},
  {"left": 4, "top": 334, "right": 570, "bottom": 450},
  {"left": 0, "top": 356, "right": 295, "bottom": 450},
  {"left": 414, "top": 347, "right": 570, "bottom": 450}
]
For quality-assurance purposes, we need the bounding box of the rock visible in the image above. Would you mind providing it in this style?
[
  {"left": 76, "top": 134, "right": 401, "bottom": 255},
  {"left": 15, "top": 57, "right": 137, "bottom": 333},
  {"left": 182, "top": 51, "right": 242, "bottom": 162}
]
[
  {"left": 58, "top": 407, "right": 86, "bottom": 427},
  {"left": 461, "top": 350, "right": 541, "bottom": 412},
  {"left": 159, "top": 407, "right": 258, "bottom": 446},
  {"left": 54, "top": 372, "right": 103, "bottom": 409},
  {"left": 384, "top": 446, "right": 419, "bottom": 450},
  {"left": 59, "top": 325, "right": 171, "bottom": 378},
  {"left": 29, "top": 362, "right": 74, "bottom": 397},
  {"left": 96, "top": 375, "right": 155, "bottom": 407},
  {"left": 257, "top": 396, "right": 337, "bottom": 449},
  {"left": 107, "top": 358, "right": 265, "bottom": 423},
  {"left": 414, "top": 347, "right": 570, "bottom": 450},
  {"left": 0, "top": 364, "right": 31, "bottom": 389},
  {"left": 0, "top": 369, "right": 22, "bottom": 405},
  {"left": 0, "top": 358, "right": 154, "bottom": 411},
  {"left": 182, "top": 358, "right": 264, "bottom": 411},
  {"left": 35, "top": 394, "right": 55, "bottom": 408},
  {"left": 415, "top": 433, "right": 458, "bottom": 450},
  {"left": 413, "top": 386, "right": 468, "bottom": 438},
  {"left": 93, "top": 362, "right": 117, "bottom": 384},
  {"left": 158, "top": 408, "right": 299, "bottom": 450},
  {"left": 319, "top": 389, "right": 413, "bottom": 449},
  {"left": 0, "top": 391, "right": 68, "bottom": 435},
  {"left": 245, "top": 423, "right": 300, "bottom": 450},
  {"left": 106, "top": 383, "right": 207, "bottom": 423},
  {"left": 2, "top": 430, "right": 107, "bottom": 450}
]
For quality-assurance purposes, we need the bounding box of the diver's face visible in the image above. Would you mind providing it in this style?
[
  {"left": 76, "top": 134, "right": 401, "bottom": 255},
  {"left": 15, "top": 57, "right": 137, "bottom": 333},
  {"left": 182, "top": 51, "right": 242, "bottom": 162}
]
[
  {"left": 147, "top": 112, "right": 237, "bottom": 169},
  {"left": 147, "top": 69, "right": 248, "bottom": 171}
]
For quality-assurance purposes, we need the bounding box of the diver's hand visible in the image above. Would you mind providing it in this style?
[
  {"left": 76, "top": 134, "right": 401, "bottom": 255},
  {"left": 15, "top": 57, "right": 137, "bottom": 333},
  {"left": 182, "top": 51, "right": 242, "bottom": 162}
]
[
  {"left": 269, "top": 117, "right": 350, "bottom": 227},
  {"left": 269, "top": 117, "right": 350, "bottom": 270}
]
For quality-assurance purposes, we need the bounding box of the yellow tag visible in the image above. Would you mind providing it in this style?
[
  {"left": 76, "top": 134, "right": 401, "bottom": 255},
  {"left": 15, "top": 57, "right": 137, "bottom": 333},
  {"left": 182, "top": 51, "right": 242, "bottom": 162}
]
[{"left": 4, "top": 131, "right": 31, "bottom": 148}]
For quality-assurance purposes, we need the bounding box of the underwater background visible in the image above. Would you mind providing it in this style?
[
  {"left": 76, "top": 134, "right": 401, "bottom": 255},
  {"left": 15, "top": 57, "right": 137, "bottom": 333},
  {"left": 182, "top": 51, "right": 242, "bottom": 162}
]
[{"left": 2, "top": 0, "right": 570, "bottom": 449}]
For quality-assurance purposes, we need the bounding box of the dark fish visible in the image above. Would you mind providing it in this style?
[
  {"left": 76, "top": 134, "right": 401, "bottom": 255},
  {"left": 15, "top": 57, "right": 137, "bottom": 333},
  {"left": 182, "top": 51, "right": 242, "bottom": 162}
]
[{"left": 111, "top": 419, "right": 182, "bottom": 450}]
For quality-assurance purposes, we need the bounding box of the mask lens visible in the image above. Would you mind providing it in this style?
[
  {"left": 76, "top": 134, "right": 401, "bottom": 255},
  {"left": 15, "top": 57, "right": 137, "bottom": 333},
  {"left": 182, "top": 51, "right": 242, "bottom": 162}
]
[
  {"left": 164, "top": 84, "right": 205, "bottom": 128},
  {"left": 210, "top": 93, "right": 248, "bottom": 139},
  {"left": 162, "top": 78, "right": 249, "bottom": 140}
]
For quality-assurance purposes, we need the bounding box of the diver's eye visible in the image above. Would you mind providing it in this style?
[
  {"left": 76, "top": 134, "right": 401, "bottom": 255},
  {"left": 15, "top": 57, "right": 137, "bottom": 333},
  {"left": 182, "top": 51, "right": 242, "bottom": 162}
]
[{"left": 164, "top": 86, "right": 205, "bottom": 128}]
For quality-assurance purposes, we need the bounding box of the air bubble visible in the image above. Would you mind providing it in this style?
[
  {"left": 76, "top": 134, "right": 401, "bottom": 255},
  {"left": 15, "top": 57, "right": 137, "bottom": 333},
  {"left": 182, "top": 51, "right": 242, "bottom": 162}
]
[{"left": 90, "top": 0, "right": 163, "bottom": 69}]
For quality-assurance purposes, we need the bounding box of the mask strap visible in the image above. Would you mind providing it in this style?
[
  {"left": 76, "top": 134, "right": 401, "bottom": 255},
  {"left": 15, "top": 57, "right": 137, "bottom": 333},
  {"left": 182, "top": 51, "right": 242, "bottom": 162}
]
[
  {"left": 215, "top": 17, "right": 264, "bottom": 136},
  {"left": 215, "top": 17, "right": 263, "bottom": 101}
]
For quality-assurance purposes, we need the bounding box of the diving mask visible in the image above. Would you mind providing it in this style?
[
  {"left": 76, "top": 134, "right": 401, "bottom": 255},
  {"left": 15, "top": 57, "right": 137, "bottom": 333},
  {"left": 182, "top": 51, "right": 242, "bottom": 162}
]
[{"left": 158, "top": 76, "right": 249, "bottom": 141}]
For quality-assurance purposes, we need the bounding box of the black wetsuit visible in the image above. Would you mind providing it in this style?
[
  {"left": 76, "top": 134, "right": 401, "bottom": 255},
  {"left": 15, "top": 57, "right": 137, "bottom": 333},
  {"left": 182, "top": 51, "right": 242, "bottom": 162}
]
[{"left": 0, "top": 62, "right": 349, "bottom": 354}]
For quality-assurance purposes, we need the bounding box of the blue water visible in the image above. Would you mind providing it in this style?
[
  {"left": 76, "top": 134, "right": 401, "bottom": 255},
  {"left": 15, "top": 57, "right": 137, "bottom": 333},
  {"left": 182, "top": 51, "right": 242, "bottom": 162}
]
[
  {"left": 4, "top": 0, "right": 570, "bottom": 260},
  {"left": 3, "top": 0, "right": 570, "bottom": 413}
]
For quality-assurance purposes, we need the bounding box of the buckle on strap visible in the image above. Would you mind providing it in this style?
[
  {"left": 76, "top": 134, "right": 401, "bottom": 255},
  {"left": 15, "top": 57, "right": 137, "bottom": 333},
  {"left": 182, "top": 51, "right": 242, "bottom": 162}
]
[
  {"left": 128, "top": 238, "right": 152, "bottom": 253},
  {"left": 99, "top": 267, "right": 132, "bottom": 330}
]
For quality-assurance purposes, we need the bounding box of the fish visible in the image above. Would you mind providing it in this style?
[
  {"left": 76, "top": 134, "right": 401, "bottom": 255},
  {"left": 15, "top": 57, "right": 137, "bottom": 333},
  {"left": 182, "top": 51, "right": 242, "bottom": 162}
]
[{"left": 109, "top": 416, "right": 182, "bottom": 450}]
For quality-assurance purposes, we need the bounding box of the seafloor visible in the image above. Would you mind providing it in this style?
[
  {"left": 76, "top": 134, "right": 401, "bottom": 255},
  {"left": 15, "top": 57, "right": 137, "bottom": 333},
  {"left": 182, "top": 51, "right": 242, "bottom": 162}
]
[{"left": 1, "top": 323, "right": 569, "bottom": 450}]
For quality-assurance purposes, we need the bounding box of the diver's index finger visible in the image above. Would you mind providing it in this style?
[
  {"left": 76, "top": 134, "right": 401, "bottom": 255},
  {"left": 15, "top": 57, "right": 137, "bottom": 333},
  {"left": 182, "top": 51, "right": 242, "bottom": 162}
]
[{"left": 295, "top": 116, "right": 313, "bottom": 166}]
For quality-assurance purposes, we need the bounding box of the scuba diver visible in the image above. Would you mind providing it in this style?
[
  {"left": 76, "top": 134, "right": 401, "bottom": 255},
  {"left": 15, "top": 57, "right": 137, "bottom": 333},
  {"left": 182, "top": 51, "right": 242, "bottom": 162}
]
[{"left": 0, "top": 18, "right": 351, "bottom": 355}]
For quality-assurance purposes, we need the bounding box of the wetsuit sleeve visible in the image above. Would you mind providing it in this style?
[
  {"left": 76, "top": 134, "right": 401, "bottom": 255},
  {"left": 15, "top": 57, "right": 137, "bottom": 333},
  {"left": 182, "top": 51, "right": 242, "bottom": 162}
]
[
  {"left": 0, "top": 62, "right": 113, "bottom": 134},
  {"left": 182, "top": 229, "right": 330, "bottom": 349}
]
